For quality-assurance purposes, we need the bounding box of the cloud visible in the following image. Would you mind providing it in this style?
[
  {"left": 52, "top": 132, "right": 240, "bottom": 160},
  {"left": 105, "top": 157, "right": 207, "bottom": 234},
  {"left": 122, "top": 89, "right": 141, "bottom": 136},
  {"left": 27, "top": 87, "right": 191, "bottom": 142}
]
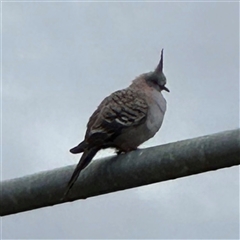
[{"left": 2, "top": 2, "right": 239, "bottom": 239}]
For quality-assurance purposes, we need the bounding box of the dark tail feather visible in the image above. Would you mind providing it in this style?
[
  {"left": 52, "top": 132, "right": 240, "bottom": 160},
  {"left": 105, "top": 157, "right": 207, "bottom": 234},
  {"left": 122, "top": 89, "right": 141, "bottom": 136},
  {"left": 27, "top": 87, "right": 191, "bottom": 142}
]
[
  {"left": 70, "top": 141, "right": 86, "bottom": 154},
  {"left": 63, "top": 147, "right": 98, "bottom": 198}
]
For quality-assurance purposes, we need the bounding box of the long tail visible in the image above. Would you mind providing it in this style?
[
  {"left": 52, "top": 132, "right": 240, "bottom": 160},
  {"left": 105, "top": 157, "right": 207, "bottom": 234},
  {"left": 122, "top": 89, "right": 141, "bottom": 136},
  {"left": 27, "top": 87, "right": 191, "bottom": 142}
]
[
  {"left": 63, "top": 147, "right": 98, "bottom": 198},
  {"left": 70, "top": 141, "right": 86, "bottom": 154}
]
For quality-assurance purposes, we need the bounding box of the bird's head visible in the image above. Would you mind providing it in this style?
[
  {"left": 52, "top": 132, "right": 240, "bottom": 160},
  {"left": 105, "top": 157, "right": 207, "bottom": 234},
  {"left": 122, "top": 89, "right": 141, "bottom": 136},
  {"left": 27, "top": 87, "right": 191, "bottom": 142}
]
[{"left": 146, "top": 49, "right": 169, "bottom": 93}]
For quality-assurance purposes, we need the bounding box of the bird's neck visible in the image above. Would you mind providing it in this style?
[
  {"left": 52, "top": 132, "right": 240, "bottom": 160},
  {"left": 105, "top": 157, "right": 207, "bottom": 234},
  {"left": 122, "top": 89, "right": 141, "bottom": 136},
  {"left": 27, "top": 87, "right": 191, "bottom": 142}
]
[
  {"left": 130, "top": 73, "right": 161, "bottom": 92},
  {"left": 129, "top": 74, "right": 149, "bottom": 90}
]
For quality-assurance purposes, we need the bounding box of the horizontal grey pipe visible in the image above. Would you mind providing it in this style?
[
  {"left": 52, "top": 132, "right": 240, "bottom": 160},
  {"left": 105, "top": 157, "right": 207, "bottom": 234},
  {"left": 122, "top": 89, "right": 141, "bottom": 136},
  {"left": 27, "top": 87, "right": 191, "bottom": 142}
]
[{"left": 0, "top": 129, "right": 239, "bottom": 216}]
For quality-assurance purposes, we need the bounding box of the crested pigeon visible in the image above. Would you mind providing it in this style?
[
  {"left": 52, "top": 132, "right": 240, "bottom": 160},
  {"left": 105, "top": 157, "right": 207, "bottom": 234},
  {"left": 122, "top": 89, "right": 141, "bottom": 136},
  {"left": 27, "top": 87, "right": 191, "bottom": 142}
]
[{"left": 64, "top": 49, "right": 169, "bottom": 197}]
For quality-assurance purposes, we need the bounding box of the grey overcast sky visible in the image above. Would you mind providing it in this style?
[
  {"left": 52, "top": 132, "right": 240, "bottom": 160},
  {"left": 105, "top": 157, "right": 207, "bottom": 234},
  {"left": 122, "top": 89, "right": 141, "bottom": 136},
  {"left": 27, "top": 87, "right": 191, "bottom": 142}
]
[{"left": 1, "top": 1, "right": 239, "bottom": 239}]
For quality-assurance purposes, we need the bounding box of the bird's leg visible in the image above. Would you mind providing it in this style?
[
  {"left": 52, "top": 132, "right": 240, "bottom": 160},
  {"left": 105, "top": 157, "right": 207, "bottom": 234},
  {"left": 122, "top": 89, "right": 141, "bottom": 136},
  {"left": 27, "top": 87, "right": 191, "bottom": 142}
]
[
  {"left": 116, "top": 149, "right": 123, "bottom": 155},
  {"left": 115, "top": 147, "right": 138, "bottom": 155}
]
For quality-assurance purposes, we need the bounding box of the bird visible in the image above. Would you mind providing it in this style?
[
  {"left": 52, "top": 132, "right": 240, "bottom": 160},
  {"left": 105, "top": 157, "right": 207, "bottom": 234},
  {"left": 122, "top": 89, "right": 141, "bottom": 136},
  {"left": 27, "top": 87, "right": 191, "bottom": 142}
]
[{"left": 64, "top": 49, "right": 169, "bottom": 197}]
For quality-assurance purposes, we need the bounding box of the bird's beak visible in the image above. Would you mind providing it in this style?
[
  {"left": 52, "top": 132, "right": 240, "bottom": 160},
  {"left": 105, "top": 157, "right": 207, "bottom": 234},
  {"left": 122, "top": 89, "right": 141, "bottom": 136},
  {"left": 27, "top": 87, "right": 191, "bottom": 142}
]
[{"left": 162, "top": 86, "right": 170, "bottom": 92}]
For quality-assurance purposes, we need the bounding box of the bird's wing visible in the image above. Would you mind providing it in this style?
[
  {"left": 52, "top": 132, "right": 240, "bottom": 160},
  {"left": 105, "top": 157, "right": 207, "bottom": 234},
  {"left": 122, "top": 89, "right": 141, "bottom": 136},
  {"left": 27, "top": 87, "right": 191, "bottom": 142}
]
[
  {"left": 85, "top": 88, "right": 148, "bottom": 146},
  {"left": 64, "top": 88, "right": 148, "bottom": 197}
]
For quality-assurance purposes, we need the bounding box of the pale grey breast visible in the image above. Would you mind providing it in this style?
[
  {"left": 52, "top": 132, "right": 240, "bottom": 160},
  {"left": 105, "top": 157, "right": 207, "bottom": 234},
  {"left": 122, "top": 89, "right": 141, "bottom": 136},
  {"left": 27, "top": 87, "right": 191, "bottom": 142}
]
[
  {"left": 113, "top": 89, "right": 166, "bottom": 150},
  {"left": 146, "top": 89, "right": 166, "bottom": 137}
]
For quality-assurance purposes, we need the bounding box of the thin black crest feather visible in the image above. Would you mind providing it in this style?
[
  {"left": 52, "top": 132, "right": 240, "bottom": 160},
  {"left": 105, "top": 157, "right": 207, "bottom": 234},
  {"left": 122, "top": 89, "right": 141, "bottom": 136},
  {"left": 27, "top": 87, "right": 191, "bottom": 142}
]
[{"left": 156, "top": 48, "right": 164, "bottom": 73}]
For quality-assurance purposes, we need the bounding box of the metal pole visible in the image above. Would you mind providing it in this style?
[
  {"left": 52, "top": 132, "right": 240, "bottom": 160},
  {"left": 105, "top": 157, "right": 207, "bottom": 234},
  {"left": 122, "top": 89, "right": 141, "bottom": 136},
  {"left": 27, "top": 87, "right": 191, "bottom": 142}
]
[{"left": 0, "top": 129, "right": 239, "bottom": 216}]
